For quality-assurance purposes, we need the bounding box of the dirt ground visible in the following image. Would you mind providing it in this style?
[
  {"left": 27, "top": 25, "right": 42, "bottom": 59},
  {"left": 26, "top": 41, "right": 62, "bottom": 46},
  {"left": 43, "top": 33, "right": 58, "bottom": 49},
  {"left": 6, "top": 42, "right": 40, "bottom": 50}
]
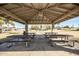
[{"left": 53, "top": 29, "right": 79, "bottom": 38}]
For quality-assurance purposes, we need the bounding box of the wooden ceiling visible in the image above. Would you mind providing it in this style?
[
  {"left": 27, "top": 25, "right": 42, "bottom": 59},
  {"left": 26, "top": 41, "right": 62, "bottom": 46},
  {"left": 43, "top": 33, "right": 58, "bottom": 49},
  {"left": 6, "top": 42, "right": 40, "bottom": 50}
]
[{"left": 0, "top": 3, "right": 79, "bottom": 24}]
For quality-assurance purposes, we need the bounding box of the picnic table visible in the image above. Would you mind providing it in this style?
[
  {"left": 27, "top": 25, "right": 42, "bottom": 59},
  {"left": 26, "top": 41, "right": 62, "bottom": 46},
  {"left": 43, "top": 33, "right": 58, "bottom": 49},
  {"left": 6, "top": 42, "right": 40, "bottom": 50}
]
[
  {"left": 46, "top": 34, "right": 73, "bottom": 47},
  {"left": 44, "top": 32, "right": 57, "bottom": 38},
  {"left": 0, "top": 35, "right": 33, "bottom": 48},
  {"left": 23, "top": 33, "right": 35, "bottom": 39},
  {"left": 50, "top": 34, "right": 73, "bottom": 40},
  {"left": 4, "top": 38, "right": 32, "bottom": 48}
]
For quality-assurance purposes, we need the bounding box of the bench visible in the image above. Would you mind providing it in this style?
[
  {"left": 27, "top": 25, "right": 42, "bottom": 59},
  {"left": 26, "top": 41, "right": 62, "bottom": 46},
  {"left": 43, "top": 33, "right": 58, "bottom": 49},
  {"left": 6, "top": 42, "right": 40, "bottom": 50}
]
[
  {"left": 48, "top": 39, "right": 69, "bottom": 47},
  {"left": 67, "top": 38, "right": 79, "bottom": 47}
]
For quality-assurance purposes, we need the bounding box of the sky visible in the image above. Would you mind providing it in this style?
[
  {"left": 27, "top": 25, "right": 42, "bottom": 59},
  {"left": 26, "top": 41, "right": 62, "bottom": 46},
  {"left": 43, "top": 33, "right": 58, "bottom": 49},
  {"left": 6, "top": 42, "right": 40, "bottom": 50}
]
[
  {"left": 14, "top": 16, "right": 79, "bottom": 28},
  {"left": 14, "top": 22, "right": 25, "bottom": 28},
  {"left": 55, "top": 16, "right": 79, "bottom": 27}
]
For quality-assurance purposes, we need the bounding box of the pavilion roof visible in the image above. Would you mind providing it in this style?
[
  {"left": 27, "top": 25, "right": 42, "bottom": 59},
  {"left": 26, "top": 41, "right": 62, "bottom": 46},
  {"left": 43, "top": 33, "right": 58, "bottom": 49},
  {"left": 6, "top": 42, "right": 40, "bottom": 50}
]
[{"left": 0, "top": 3, "right": 79, "bottom": 24}]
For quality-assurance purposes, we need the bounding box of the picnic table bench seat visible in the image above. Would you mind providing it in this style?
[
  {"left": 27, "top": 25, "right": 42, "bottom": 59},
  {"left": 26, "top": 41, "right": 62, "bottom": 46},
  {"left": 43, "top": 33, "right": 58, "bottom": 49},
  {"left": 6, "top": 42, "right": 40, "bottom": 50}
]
[
  {"left": 49, "top": 37, "right": 79, "bottom": 47},
  {"left": 67, "top": 38, "right": 79, "bottom": 47}
]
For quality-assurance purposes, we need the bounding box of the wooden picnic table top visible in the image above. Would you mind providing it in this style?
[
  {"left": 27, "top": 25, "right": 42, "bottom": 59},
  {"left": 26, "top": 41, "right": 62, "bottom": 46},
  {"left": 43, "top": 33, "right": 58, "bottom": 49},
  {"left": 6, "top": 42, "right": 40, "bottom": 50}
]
[
  {"left": 0, "top": 38, "right": 32, "bottom": 44},
  {"left": 50, "top": 34, "right": 73, "bottom": 36},
  {"left": 49, "top": 40, "right": 68, "bottom": 42},
  {"left": 46, "top": 34, "right": 73, "bottom": 38},
  {"left": 3, "top": 38, "right": 32, "bottom": 42}
]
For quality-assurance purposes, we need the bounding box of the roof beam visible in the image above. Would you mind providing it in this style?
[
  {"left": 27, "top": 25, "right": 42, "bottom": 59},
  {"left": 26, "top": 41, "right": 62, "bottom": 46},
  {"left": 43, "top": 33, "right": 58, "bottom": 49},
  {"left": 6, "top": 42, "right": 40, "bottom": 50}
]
[
  {"left": 0, "top": 7, "right": 26, "bottom": 24},
  {"left": 46, "top": 3, "right": 61, "bottom": 9},
  {"left": 26, "top": 12, "right": 39, "bottom": 22},
  {"left": 44, "top": 3, "right": 50, "bottom": 9},
  {"left": 52, "top": 7, "right": 79, "bottom": 24},
  {"left": 30, "top": 3, "right": 36, "bottom": 9},
  {"left": 45, "top": 9, "right": 63, "bottom": 15},
  {"left": 19, "top": 3, "right": 39, "bottom": 11},
  {"left": 16, "top": 3, "right": 33, "bottom": 9},
  {"left": 0, "top": 3, "right": 7, "bottom": 6},
  {"left": 74, "top": 3, "right": 79, "bottom": 6}
]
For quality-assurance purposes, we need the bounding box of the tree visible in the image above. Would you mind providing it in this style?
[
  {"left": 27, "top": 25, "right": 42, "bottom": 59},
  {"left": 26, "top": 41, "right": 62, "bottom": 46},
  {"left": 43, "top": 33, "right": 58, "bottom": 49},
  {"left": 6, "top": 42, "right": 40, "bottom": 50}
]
[
  {"left": 8, "top": 20, "right": 15, "bottom": 27},
  {"left": 76, "top": 24, "right": 79, "bottom": 31},
  {"left": 0, "top": 18, "right": 4, "bottom": 25},
  {"left": 71, "top": 25, "right": 74, "bottom": 28},
  {"left": 0, "top": 17, "right": 4, "bottom": 33},
  {"left": 63, "top": 25, "right": 70, "bottom": 28},
  {"left": 78, "top": 24, "right": 79, "bottom": 28}
]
